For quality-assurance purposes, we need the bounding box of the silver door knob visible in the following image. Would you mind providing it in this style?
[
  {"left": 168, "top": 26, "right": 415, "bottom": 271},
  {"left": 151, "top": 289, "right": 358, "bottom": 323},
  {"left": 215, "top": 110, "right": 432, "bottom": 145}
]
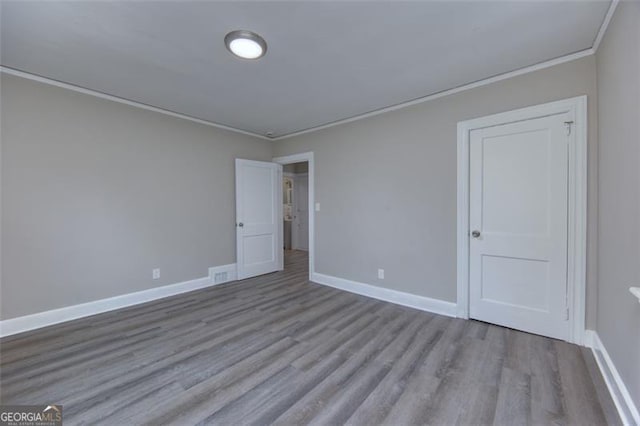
[
  {"left": 237, "top": 222, "right": 244, "bottom": 227},
  {"left": 471, "top": 230, "right": 481, "bottom": 238}
]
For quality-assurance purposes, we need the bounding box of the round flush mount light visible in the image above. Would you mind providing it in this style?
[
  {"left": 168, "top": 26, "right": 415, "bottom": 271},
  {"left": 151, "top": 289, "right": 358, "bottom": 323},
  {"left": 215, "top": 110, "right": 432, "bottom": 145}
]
[{"left": 224, "top": 30, "right": 267, "bottom": 60}]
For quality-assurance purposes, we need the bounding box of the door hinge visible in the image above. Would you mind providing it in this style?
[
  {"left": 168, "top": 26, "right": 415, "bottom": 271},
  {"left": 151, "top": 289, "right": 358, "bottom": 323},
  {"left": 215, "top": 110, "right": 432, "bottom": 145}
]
[
  {"left": 563, "top": 307, "right": 570, "bottom": 321},
  {"left": 564, "top": 121, "right": 574, "bottom": 136}
]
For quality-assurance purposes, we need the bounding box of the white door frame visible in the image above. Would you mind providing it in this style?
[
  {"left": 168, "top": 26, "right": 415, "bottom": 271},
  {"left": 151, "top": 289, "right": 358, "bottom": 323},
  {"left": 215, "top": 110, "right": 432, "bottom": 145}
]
[
  {"left": 456, "top": 96, "right": 587, "bottom": 345},
  {"left": 273, "top": 152, "right": 315, "bottom": 279}
]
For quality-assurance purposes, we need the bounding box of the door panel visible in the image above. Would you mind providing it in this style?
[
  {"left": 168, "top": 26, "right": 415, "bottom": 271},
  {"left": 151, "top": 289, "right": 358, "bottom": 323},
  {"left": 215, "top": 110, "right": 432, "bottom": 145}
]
[
  {"left": 236, "top": 159, "right": 282, "bottom": 280},
  {"left": 480, "top": 130, "right": 550, "bottom": 235},
  {"left": 469, "top": 114, "right": 569, "bottom": 340},
  {"left": 480, "top": 255, "right": 549, "bottom": 311}
]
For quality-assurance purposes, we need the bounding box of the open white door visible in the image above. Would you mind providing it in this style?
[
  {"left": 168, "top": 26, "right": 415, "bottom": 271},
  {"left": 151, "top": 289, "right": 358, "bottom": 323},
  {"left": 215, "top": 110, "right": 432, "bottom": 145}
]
[
  {"left": 236, "top": 159, "right": 283, "bottom": 280},
  {"left": 469, "top": 113, "right": 570, "bottom": 340}
]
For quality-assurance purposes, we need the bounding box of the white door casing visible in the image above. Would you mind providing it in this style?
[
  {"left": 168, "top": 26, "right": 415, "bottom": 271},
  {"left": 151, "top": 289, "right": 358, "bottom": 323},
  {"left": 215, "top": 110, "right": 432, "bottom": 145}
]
[
  {"left": 469, "top": 114, "right": 569, "bottom": 340},
  {"left": 236, "top": 159, "right": 283, "bottom": 280},
  {"left": 294, "top": 174, "right": 309, "bottom": 251},
  {"left": 273, "top": 152, "right": 315, "bottom": 280},
  {"left": 457, "top": 96, "right": 587, "bottom": 345}
]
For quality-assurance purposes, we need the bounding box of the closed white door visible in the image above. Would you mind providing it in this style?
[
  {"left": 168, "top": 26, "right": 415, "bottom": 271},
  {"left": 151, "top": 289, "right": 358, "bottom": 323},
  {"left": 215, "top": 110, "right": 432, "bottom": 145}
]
[
  {"left": 236, "top": 159, "right": 283, "bottom": 280},
  {"left": 469, "top": 113, "right": 569, "bottom": 340},
  {"left": 294, "top": 175, "right": 309, "bottom": 251}
]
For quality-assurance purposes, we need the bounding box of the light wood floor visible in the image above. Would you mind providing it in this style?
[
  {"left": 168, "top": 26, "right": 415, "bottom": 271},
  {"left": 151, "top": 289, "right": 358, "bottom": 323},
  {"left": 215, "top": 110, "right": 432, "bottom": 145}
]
[{"left": 0, "top": 251, "right": 619, "bottom": 425}]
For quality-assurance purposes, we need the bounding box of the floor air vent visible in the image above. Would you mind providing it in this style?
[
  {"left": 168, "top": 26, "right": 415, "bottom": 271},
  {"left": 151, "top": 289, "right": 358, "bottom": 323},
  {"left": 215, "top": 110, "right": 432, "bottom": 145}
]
[{"left": 214, "top": 272, "right": 228, "bottom": 284}]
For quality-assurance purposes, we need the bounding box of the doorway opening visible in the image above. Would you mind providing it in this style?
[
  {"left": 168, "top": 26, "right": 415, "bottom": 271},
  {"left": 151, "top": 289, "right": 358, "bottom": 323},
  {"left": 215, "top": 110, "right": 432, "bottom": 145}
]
[
  {"left": 274, "top": 152, "right": 315, "bottom": 279},
  {"left": 282, "top": 162, "right": 309, "bottom": 271}
]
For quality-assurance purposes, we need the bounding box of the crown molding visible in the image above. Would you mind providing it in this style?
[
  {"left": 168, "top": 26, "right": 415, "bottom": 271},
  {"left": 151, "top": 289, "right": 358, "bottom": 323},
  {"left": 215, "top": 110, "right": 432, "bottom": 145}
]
[
  {"left": 3, "top": 35, "right": 605, "bottom": 143},
  {"left": 273, "top": 1, "right": 617, "bottom": 142},
  {"left": 592, "top": 0, "right": 619, "bottom": 52},
  {"left": 271, "top": 48, "right": 594, "bottom": 141},
  {"left": 0, "top": 66, "right": 272, "bottom": 141}
]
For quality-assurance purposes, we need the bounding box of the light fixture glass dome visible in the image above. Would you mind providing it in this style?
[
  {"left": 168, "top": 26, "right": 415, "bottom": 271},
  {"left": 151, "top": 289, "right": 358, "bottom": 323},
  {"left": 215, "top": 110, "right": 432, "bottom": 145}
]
[{"left": 225, "top": 30, "right": 267, "bottom": 60}]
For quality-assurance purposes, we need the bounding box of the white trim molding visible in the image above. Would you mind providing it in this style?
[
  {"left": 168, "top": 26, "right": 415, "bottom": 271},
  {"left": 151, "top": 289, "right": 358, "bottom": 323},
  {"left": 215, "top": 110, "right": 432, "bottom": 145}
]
[
  {"left": 585, "top": 330, "right": 640, "bottom": 425},
  {"left": 270, "top": 49, "right": 594, "bottom": 141},
  {"left": 311, "top": 272, "right": 457, "bottom": 318},
  {"left": 0, "top": 66, "right": 271, "bottom": 141},
  {"left": 592, "top": 0, "right": 619, "bottom": 52},
  {"left": 273, "top": 152, "right": 315, "bottom": 279},
  {"left": 456, "top": 96, "right": 588, "bottom": 345},
  {"left": 0, "top": 263, "right": 238, "bottom": 338},
  {"left": 3, "top": 42, "right": 604, "bottom": 143}
]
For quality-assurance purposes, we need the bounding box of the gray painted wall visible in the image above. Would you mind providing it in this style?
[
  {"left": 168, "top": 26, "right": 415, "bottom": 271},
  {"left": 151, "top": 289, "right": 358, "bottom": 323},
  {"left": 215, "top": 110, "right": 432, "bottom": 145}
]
[
  {"left": 0, "top": 74, "right": 272, "bottom": 319},
  {"left": 0, "top": 56, "right": 601, "bottom": 334},
  {"left": 273, "top": 57, "right": 599, "bottom": 327},
  {"left": 596, "top": 1, "right": 640, "bottom": 407}
]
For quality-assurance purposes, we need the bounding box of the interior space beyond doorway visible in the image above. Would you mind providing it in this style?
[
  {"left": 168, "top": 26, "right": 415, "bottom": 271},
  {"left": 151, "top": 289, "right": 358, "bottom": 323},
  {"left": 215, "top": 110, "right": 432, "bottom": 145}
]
[
  {"left": 283, "top": 161, "right": 309, "bottom": 253},
  {"left": 274, "top": 152, "right": 315, "bottom": 279}
]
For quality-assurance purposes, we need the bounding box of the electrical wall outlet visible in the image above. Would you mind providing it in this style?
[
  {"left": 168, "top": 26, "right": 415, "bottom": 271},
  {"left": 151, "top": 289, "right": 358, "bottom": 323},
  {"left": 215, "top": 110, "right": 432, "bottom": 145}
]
[
  {"left": 152, "top": 268, "right": 160, "bottom": 280},
  {"left": 378, "top": 269, "right": 385, "bottom": 279},
  {"left": 315, "top": 202, "right": 321, "bottom": 211}
]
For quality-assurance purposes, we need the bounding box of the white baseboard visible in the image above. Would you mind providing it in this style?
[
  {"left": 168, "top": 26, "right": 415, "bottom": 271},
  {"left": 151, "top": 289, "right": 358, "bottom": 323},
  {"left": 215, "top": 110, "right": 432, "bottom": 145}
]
[
  {"left": 583, "top": 328, "right": 595, "bottom": 348},
  {"left": 310, "top": 272, "right": 457, "bottom": 318},
  {"left": 0, "top": 263, "right": 238, "bottom": 338},
  {"left": 585, "top": 330, "right": 640, "bottom": 425}
]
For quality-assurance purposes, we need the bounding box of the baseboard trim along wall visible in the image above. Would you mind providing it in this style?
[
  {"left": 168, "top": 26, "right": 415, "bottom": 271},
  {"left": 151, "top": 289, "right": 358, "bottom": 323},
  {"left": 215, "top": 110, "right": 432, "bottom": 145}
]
[
  {"left": 585, "top": 330, "right": 640, "bottom": 425},
  {"left": 0, "top": 263, "right": 238, "bottom": 338},
  {"left": 310, "top": 272, "right": 457, "bottom": 318}
]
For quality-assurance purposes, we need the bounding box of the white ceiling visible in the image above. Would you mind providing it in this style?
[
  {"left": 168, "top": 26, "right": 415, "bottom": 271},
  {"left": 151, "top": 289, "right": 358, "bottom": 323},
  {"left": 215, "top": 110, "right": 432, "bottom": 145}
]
[{"left": 1, "top": 1, "right": 610, "bottom": 139}]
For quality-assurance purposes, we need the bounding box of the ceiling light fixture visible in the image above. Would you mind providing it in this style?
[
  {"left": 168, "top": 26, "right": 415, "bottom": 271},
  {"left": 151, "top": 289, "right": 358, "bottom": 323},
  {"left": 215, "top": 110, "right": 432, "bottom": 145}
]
[{"left": 224, "top": 30, "right": 267, "bottom": 60}]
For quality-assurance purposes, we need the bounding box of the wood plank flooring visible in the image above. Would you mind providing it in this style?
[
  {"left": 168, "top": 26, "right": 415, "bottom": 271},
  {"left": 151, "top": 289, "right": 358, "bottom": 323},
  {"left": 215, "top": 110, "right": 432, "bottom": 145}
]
[{"left": 0, "top": 251, "right": 619, "bottom": 425}]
